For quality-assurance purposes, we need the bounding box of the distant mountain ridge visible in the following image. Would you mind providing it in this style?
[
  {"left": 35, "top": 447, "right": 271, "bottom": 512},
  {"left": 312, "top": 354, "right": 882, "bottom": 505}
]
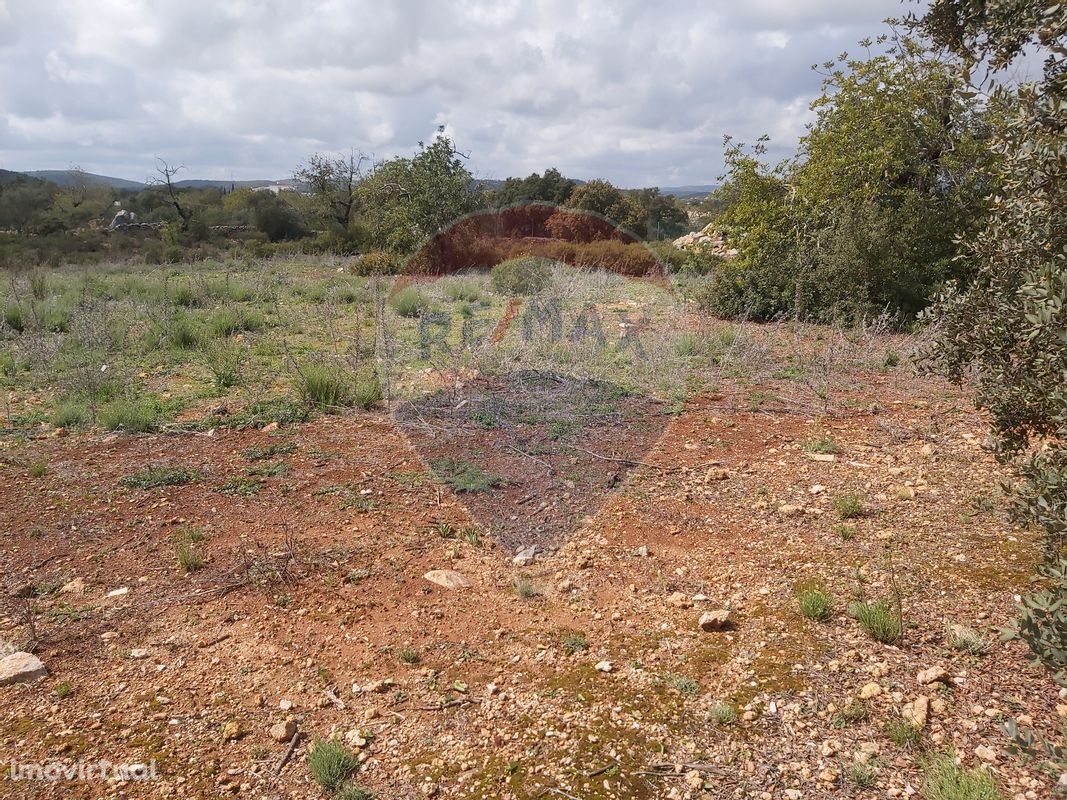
[{"left": 10, "top": 169, "right": 716, "bottom": 198}]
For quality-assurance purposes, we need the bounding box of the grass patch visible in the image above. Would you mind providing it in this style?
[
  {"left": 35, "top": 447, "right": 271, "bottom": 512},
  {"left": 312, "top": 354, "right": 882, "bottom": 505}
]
[
  {"left": 120, "top": 466, "right": 201, "bottom": 489},
  {"left": 561, "top": 632, "right": 589, "bottom": 656},
  {"left": 849, "top": 598, "right": 903, "bottom": 644},
  {"left": 886, "top": 718, "right": 923, "bottom": 749},
  {"left": 835, "top": 523, "right": 858, "bottom": 541},
  {"left": 666, "top": 674, "right": 700, "bottom": 695},
  {"left": 175, "top": 540, "right": 205, "bottom": 573},
  {"left": 833, "top": 492, "right": 867, "bottom": 520},
  {"left": 491, "top": 257, "right": 552, "bottom": 295},
  {"left": 947, "top": 624, "right": 986, "bottom": 656},
  {"left": 219, "top": 477, "right": 261, "bottom": 496},
  {"left": 804, "top": 435, "right": 842, "bottom": 454},
  {"left": 98, "top": 398, "right": 157, "bottom": 433},
  {"left": 430, "top": 458, "right": 502, "bottom": 493},
  {"left": 52, "top": 400, "right": 87, "bottom": 428},
  {"left": 514, "top": 580, "right": 541, "bottom": 600},
  {"left": 336, "top": 785, "right": 374, "bottom": 800},
  {"left": 241, "top": 442, "right": 296, "bottom": 461},
  {"left": 846, "top": 760, "right": 878, "bottom": 788},
  {"left": 921, "top": 751, "right": 1003, "bottom": 800},
  {"left": 295, "top": 362, "right": 352, "bottom": 410},
  {"left": 833, "top": 699, "right": 870, "bottom": 728},
  {"left": 397, "top": 647, "right": 420, "bottom": 665},
  {"left": 390, "top": 286, "right": 428, "bottom": 318},
  {"left": 443, "top": 280, "right": 481, "bottom": 302},
  {"left": 53, "top": 681, "right": 73, "bottom": 699},
  {"left": 710, "top": 702, "right": 738, "bottom": 725},
  {"left": 797, "top": 585, "right": 834, "bottom": 622},
  {"left": 308, "top": 739, "right": 359, "bottom": 792},
  {"left": 28, "top": 461, "right": 48, "bottom": 478}
]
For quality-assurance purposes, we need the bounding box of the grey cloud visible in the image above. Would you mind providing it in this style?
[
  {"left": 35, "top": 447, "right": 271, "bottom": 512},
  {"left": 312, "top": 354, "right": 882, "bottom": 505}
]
[{"left": 0, "top": 0, "right": 911, "bottom": 186}]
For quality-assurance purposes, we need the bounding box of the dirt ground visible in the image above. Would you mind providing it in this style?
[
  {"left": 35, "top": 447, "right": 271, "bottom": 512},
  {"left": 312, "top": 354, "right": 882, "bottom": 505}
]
[{"left": 0, "top": 324, "right": 1060, "bottom": 800}]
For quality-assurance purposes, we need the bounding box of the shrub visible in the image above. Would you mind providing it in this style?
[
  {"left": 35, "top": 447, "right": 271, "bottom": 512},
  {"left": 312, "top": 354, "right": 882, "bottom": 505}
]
[
  {"left": 514, "top": 580, "right": 540, "bottom": 599},
  {"left": 797, "top": 585, "right": 834, "bottom": 622},
  {"left": 120, "top": 466, "right": 200, "bottom": 490},
  {"left": 430, "top": 458, "right": 502, "bottom": 492},
  {"left": 710, "top": 702, "right": 738, "bottom": 725},
  {"left": 3, "top": 303, "right": 25, "bottom": 332},
  {"left": 52, "top": 400, "right": 87, "bottom": 428},
  {"left": 491, "top": 257, "right": 552, "bottom": 295},
  {"left": 54, "top": 681, "right": 72, "bottom": 700},
  {"left": 833, "top": 493, "right": 866, "bottom": 519},
  {"left": 390, "top": 286, "right": 428, "bottom": 318},
  {"left": 350, "top": 250, "right": 400, "bottom": 276},
  {"left": 201, "top": 340, "right": 244, "bottom": 390},
  {"left": 0, "top": 350, "right": 17, "bottom": 376},
  {"left": 99, "top": 398, "right": 157, "bottom": 433},
  {"left": 443, "top": 280, "right": 481, "bottom": 302},
  {"left": 352, "top": 370, "right": 382, "bottom": 410},
  {"left": 308, "top": 739, "right": 359, "bottom": 792},
  {"left": 168, "top": 315, "right": 201, "bottom": 349},
  {"left": 667, "top": 674, "right": 700, "bottom": 695},
  {"left": 921, "top": 752, "right": 1003, "bottom": 800},
  {"left": 805, "top": 436, "right": 842, "bottom": 455},
  {"left": 1006, "top": 557, "right": 1067, "bottom": 684},
  {"left": 849, "top": 598, "right": 903, "bottom": 644},
  {"left": 295, "top": 362, "right": 352, "bottom": 410}
]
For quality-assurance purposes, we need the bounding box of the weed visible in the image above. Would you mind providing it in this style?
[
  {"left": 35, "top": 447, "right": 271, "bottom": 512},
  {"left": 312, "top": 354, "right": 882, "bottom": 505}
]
[
  {"left": 710, "top": 702, "right": 738, "bottom": 725},
  {"left": 947, "top": 624, "right": 987, "bottom": 656},
  {"left": 886, "top": 718, "right": 923, "bottom": 749},
  {"left": 241, "top": 442, "right": 296, "bottom": 461},
  {"left": 797, "top": 585, "right": 834, "bottom": 622},
  {"left": 168, "top": 315, "right": 201, "bottom": 349},
  {"left": 201, "top": 340, "right": 244, "bottom": 390},
  {"left": 219, "top": 477, "right": 261, "bottom": 496},
  {"left": 666, "top": 674, "right": 700, "bottom": 695},
  {"left": 514, "top": 580, "right": 540, "bottom": 599},
  {"left": 390, "top": 287, "right": 428, "bottom": 318},
  {"left": 882, "top": 350, "right": 901, "bottom": 369},
  {"left": 28, "top": 461, "right": 48, "bottom": 478},
  {"left": 805, "top": 436, "right": 842, "bottom": 455},
  {"left": 247, "top": 461, "right": 288, "bottom": 477},
  {"left": 336, "top": 785, "right": 374, "bottom": 800},
  {"left": 120, "top": 466, "right": 201, "bottom": 489},
  {"left": 54, "top": 681, "right": 73, "bottom": 699},
  {"left": 833, "top": 492, "right": 867, "bottom": 520},
  {"left": 52, "top": 400, "right": 87, "bottom": 428},
  {"left": 99, "top": 398, "right": 157, "bottom": 433},
  {"left": 296, "top": 361, "right": 352, "bottom": 410},
  {"left": 835, "top": 524, "right": 858, "bottom": 541},
  {"left": 847, "top": 760, "right": 878, "bottom": 788},
  {"left": 397, "top": 647, "right": 420, "bottom": 665},
  {"left": 470, "top": 410, "right": 500, "bottom": 429},
  {"left": 459, "top": 527, "right": 482, "bottom": 547},
  {"left": 443, "top": 280, "right": 481, "bottom": 303},
  {"left": 352, "top": 370, "right": 382, "bottom": 410},
  {"left": 308, "top": 739, "right": 359, "bottom": 792},
  {"left": 175, "top": 540, "right": 205, "bottom": 573},
  {"left": 561, "top": 632, "right": 589, "bottom": 656},
  {"left": 430, "top": 458, "right": 502, "bottom": 492},
  {"left": 491, "top": 257, "right": 552, "bottom": 295},
  {"left": 849, "top": 598, "right": 903, "bottom": 643},
  {"left": 833, "top": 699, "right": 870, "bottom": 727},
  {"left": 921, "top": 751, "right": 1003, "bottom": 800},
  {"left": 432, "top": 521, "right": 455, "bottom": 539}
]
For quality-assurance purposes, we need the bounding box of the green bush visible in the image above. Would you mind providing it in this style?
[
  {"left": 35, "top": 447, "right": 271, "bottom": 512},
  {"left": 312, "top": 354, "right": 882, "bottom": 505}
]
[
  {"left": 491, "top": 257, "right": 553, "bottom": 296},
  {"left": 443, "top": 280, "right": 482, "bottom": 302},
  {"left": 308, "top": 739, "right": 359, "bottom": 792},
  {"left": 921, "top": 751, "right": 1003, "bottom": 800},
  {"left": 849, "top": 598, "right": 903, "bottom": 644},
  {"left": 295, "top": 362, "right": 352, "bottom": 411},
  {"left": 52, "top": 400, "right": 87, "bottom": 428},
  {"left": 352, "top": 370, "right": 382, "bottom": 410},
  {"left": 99, "top": 398, "right": 158, "bottom": 433},
  {"left": 833, "top": 493, "right": 866, "bottom": 520},
  {"left": 168, "top": 315, "right": 201, "bottom": 349},
  {"left": 3, "top": 303, "right": 25, "bottom": 332},
  {"left": 797, "top": 585, "right": 834, "bottom": 622},
  {"left": 350, "top": 250, "right": 400, "bottom": 276},
  {"left": 390, "top": 286, "right": 428, "bottom": 318}
]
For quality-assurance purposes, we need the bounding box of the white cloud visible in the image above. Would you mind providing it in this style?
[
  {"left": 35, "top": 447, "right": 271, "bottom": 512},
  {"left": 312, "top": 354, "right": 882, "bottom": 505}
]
[{"left": 0, "top": 0, "right": 912, "bottom": 185}]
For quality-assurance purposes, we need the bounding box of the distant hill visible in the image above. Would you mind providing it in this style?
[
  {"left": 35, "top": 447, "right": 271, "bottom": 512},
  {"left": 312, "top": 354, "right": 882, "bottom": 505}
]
[
  {"left": 657, "top": 184, "right": 718, "bottom": 198},
  {"left": 0, "top": 169, "right": 40, "bottom": 187},
  {"left": 23, "top": 170, "right": 146, "bottom": 190}
]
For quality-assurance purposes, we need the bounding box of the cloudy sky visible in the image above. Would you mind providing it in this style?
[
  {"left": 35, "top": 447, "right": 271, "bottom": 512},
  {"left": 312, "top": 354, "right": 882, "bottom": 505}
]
[{"left": 0, "top": 0, "right": 915, "bottom": 187}]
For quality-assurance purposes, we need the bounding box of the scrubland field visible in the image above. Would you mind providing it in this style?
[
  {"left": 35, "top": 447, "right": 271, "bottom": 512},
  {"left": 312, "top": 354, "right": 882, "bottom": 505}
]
[{"left": 0, "top": 256, "right": 1057, "bottom": 799}]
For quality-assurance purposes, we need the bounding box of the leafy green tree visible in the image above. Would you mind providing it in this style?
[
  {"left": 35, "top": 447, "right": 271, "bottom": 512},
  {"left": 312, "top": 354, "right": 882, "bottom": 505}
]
[
  {"left": 491, "top": 168, "right": 576, "bottom": 207},
  {"left": 562, "top": 179, "right": 645, "bottom": 236},
  {"left": 631, "top": 188, "right": 689, "bottom": 240},
  {"left": 362, "top": 130, "right": 478, "bottom": 252},
  {"left": 706, "top": 33, "right": 996, "bottom": 322},
  {"left": 246, "top": 191, "right": 308, "bottom": 242},
  {"left": 914, "top": 0, "right": 1067, "bottom": 708}
]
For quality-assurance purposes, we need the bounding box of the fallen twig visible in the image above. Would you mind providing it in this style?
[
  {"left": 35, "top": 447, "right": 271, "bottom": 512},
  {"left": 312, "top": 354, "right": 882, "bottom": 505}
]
[{"left": 275, "top": 730, "right": 301, "bottom": 775}]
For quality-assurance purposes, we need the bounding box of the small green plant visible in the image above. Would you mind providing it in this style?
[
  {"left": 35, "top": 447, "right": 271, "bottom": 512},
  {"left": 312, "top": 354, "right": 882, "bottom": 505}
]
[
  {"left": 470, "top": 410, "right": 500, "bottom": 429},
  {"left": 430, "top": 458, "right": 502, "bottom": 493},
  {"left": 459, "top": 527, "right": 482, "bottom": 547},
  {"left": 201, "top": 340, "right": 244, "bottom": 390},
  {"left": 444, "top": 280, "right": 481, "bottom": 302},
  {"left": 352, "top": 370, "right": 382, "bottom": 410},
  {"left": 247, "top": 461, "right": 288, "bottom": 477},
  {"left": 491, "top": 257, "right": 553, "bottom": 295},
  {"left": 710, "top": 702, "right": 738, "bottom": 725},
  {"left": 336, "top": 785, "right": 374, "bottom": 800},
  {"left": 921, "top": 751, "right": 1003, "bottom": 800},
  {"left": 797, "top": 585, "right": 834, "bottom": 622},
  {"left": 804, "top": 435, "right": 842, "bottom": 455},
  {"left": 833, "top": 699, "right": 870, "bottom": 727},
  {"left": 241, "top": 442, "right": 296, "bottom": 461},
  {"left": 390, "top": 286, "right": 428, "bottom": 318},
  {"left": 168, "top": 315, "right": 201, "bottom": 349},
  {"left": 99, "top": 398, "right": 157, "bottom": 433},
  {"left": 120, "top": 466, "right": 201, "bottom": 489},
  {"left": 833, "top": 492, "right": 867, "bottom": 520},
  {"left": 835, "top": 523, "right": 858, "bottom": 541},
  {"left": 886, "top": 718, "right": 922, "bottom": 749},
  {"left": 666, "top": 674, "right": 700, "bottom": 695},
  {"left": 295, "top": 361, "right": 352, "bottom": 411},
  {"left": 397, "top": 647, "right": 420, "bottom": 665},
  {"left": 54, "top": 681, "right": 73, "bottom": 699},
  {"left": 175, "top": 540, "right": 205, "bottom": 573},
  {"left": 28, "top": 461, "right": 48, "bottom": 478},
  {"left": 52, "top": 400, "right": 87, "bottom": 428},
  {"left": 947, "top": 623, "right": 986, "bottom": 656},
  {"left": 561, "top": 632, "right": 589, "bottom": 656},
  {"left": 849, "top": 598, "right": 903, "bottom": 644},
  {"left": 882, "top": 350, "right": 901, "bottom": 369},
  {"left": 846, "top": 760, "right": 878, "bottom": 788},
  {"left": 219, "top": 477, "right": 261, "bottom": 496},
  {"left": 514, "top": 580, "right": 540, "bottom": 600},
  {"left": 308, "top": 739, "right": 359, "bottom": 792}
]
